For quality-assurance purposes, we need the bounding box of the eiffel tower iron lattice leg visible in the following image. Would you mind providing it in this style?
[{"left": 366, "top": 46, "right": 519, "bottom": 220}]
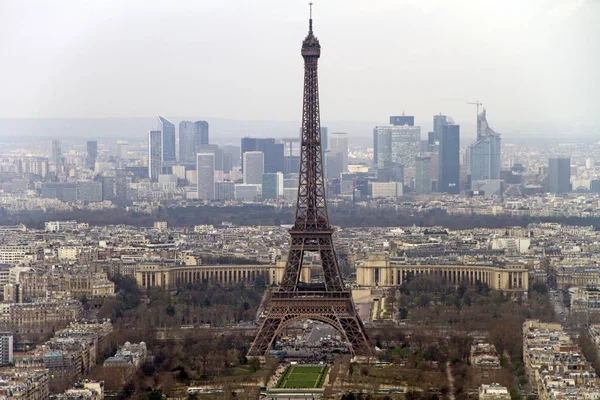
[
  {"left": 248, "top": 294, "right": 371, "bottom": 357},
  {"left": 248, "top": 8, "right": 371, "bottom": 358}
]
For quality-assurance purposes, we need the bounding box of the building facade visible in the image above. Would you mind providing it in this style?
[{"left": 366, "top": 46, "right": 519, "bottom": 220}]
[
  {"left": 148, "top": 130, "right": 162, "bottom": 181},
  {"left": 439, "top": 124, "right": 460, "bottom": 194},
  {"left": 548, "top": 157, "right": 571, "bottom": 194},
  {"left": 355, "top": 254, "right": 528, "bottom": 291},
  {"left": 157, "top": 116, "right": 176, "bottom": 165},
  {"left": 243, "top": 151, "right": 264, "bottom": 185},
  {"left": 262, "top": 172, "right": 284, "bottom": 199},
  {"left": 196, "top": 153, "right": 215, "bottom": 200},
  {"left": 373, "top": 125, "right": 421, "bottom": 169}
]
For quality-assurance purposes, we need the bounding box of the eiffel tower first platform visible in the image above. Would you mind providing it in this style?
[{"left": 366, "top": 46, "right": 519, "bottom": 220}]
[{"left": 247, "top": 7, "right": 371, "bottom": 358}]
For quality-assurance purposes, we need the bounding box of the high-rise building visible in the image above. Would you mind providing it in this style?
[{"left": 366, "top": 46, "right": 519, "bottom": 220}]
[
  {"left": 241, "top": 138, "right": 284, "bottom": 173},
  {"left": 329, "top": 132, "right": 348, "bottom": 174},
  {"left": 51, "top": 139, "right": 62, "bottom": 165},
  {"left": 262, "top": 172, "right": 284, "bottom": 199},
  {"left": 197, "top": 145, "right": 224, "bottom": 171},
  {"left": 415, "top": 156, "right": 432, "bottom": 195},
  {"left": 215, "top": 181, "right": 235, "bottom": 200},
  {"left": 439, "top": 124, "right": 460, "bottom": 194},
  {"left": 373, "top": 125, "right": 421, "bottom": 168},
  {"left": 432, "top": 114, "right": 448, "bottom": 144},
  {"left": 325, "top": 151, "right": 344, "bottom": 181},
  {"left": 469, "top": 109, "right": 501, "bottom": 187},
  {"left": 158, "top": 116, "right": 176, "bottom": 164},
  {"left": 196, "top": 153, "right": 215, "bottom": 200},
  {"left": 179, "top": 120, "right": 209, "bottom": 164},
  {"left": 320, "top": 127, "right": 328, "bottom": 151},
  {"left": 194, "top": 120, "right": 209, "bottom": 147},
  {"left": 389, "top": 115, "right": 414, "bottom": 126},
  {"left": 86, "top": 141, "right": 98, "bottom": 170},
  {"left": 243, "top": 151, "right": 264, "bottom": 184},
  {"left": 0, "top": 332, "right": 13, "bottom": 366},
  {"left": 116, "top": 141, "right": 128, "bottom": 160},
  {"left": 285, "top": 156, "right": 300, "bottom": 175},
  {"left": 179, "top": 121, "right": 196, "bottom": 164},
  {"left": 548, "top": 157, "right": 571, "bottom": 193},
  {"left": 222, "top": 145, "right": 241, "bottom": 168},
  {"left": 148, "top": 130, "right": 162, "bottom": 181},
  {"left": 115, "top": 168, "right": 128, "bottom": 201}
]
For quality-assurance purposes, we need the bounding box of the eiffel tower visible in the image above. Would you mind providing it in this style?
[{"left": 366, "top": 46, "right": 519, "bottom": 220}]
[{"left": 247, "top": 5, "right": 371, "bottom": 358}]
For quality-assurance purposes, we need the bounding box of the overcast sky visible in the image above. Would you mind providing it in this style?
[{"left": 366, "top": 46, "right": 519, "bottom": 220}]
[{"left": 0, "top": 0, "right": 598, "bottom": 128}]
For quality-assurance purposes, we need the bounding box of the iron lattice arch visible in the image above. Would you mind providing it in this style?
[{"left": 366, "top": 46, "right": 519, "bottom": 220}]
[{"left": 247, "top": 14, "right": 371, "bottom": 358}]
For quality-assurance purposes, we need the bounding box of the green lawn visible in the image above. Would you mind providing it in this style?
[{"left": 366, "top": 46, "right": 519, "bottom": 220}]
[{"left": 276, "top": 365, "right": 329, "bottom": 389}]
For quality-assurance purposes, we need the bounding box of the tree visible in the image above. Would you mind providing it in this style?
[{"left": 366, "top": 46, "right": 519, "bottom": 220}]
[
  {"left": 148, "top": 390, "right": 164, "bottom": 400},
  {"left": 253, "top": 274, "right": 266, "bottom": 290}
]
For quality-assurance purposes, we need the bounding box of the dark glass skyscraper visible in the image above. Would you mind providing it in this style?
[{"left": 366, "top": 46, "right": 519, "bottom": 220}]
[
  {"left": 439, "top": 124, "right": 460, "bottom": 194},
  {"left": 548, "top": 157, "right": 571, "bottom": 193},
  {"left": 158, "top": 116, "right": 176, "bottom": 164},
  {"left": 86, "top": 140, "right": 97, "bottom": 170},
  {"left": 194, "top": 120, "right": 209, "bottom": 147},
  {"left": 389, "top": 115, "right": 414, "bottom": 126}
]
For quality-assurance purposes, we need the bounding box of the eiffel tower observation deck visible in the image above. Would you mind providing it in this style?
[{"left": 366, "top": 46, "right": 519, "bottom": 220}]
[{"left": 247, "top": 5, "right": 371, "bottom": 358}]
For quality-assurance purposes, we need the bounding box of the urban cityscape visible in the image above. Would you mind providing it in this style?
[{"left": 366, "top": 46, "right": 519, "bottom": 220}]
[{"left": 0, "top": 1, "right": 598, "bottom": 400}]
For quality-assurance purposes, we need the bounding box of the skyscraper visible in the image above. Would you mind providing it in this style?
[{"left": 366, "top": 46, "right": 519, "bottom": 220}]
[
  {"left": 197, "top": 145, "right": 224, "bottom": 171},
  {"left": 51, "top": 139, "right": 62, "bottom": 165},
  {"left": 179, "top": 121, "right": 196, "bottom": 164},
  {"left": 415, "top": 156, "right": 432, "bottom": 195},
  {"left": 329, "top": 132, "right": 348, "bottom": 173},
  {"left": 321, "top": 127, "right": 328, "bottom": 151},
  {"left": 197, "top": 153, "right": 215, "bottom": 200},
  {"left": 433, "top": 114, "right": 448, "bottom": 143},
  {"left": 262, "top": 172, "right": 284, "bottom": 199},
  {"left": 243, "top": 151, "right": 264, "bottom": 184},
  {"left": 240, "top": 138, "right": 283, "bottom": 173},
  {"left": 439, "top": 123, "right": 460, "bottom": 194},
  {"left": 469, "top": 109, "right": 501, "bottom": 186},
  {"left": 325, "top": 151, "right": 344, "bottom": 181},
  {"left": 194, "top": 120, "right": 209, "bottom": 147},
  {"left": 179, "top": 120, "right": 210, "bottom": 164},
  {"left": 158, "top": 116, "right": 176, "bottom": 164},
  {"left": 390, "top": 115, "right": 415, "bottom": 126},
  {"left": 548, "top": 157, "right": 571, "bottom": 193},
  {"left": 148, "top": 130, "right": 162, "bottom": 181},
  {"left": 222, "top": 145, "right": 241, "bottom": 168},
  {"left": 86, "top": 140, "right": 98, "bottom": 170},
  {"left": 373, "top": 124, "right": 421, "bottom": 168},
  {"left": 116, "top": 141, "right": 128, "bottom": 160}
]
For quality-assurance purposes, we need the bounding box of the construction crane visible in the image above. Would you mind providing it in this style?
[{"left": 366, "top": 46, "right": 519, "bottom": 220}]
[{"left": 467, "top": 100, "right": 483, "bottom": 116}]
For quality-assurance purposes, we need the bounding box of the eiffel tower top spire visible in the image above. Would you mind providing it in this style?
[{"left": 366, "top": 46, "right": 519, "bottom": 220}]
[
  {"left": 302, "top": 3, "right": 320, "bottom": 59},
  {"left": 309, "top": 2, "right": 313, "bottom": 33}
]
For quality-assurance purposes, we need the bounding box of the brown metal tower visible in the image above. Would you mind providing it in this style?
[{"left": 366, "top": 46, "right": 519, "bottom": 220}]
[{"left": 247, "top": 7, "right": 371, "bottom": 358}]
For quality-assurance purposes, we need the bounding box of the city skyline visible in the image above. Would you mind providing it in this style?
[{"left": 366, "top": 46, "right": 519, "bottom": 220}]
[{"left": 0, "top": 1, "right": 597, "bottom": 129}]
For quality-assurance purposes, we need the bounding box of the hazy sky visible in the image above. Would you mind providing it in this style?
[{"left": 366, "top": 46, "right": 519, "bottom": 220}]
[{"left": 0, "top": 0, "right": 598, "bottom": 128}]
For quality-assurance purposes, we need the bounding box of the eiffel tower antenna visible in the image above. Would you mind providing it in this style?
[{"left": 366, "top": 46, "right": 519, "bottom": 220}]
[{"left": 248, "top": 5, "right": 371, "bottom": 358}]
